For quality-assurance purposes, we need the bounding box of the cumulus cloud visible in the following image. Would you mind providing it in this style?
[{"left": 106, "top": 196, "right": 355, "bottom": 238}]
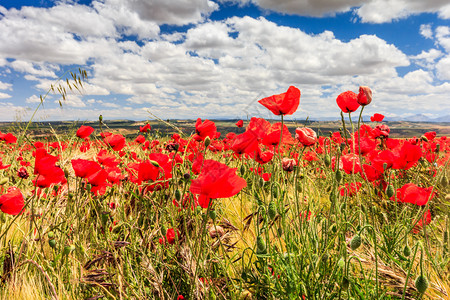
[
  {"left": 97, "top": 0, "right": 219, "bottom": 26},
  {"left": 0, "top": 80, "right": 12, "bottom": 90},
  {"left": 26, "top": 95, "right": 43, "bottom": 104},
  {"left": 0, "top": 2, "right": 448, "bottom": 121},
  {"left": 0, "top": 92, "right": 11, "bottom": 99},
  {"left": 222, "top": 0, "right": 450, "bottom": 23},
  {"left": 420, "top": 24, "right": 433, "bottom": 39}
]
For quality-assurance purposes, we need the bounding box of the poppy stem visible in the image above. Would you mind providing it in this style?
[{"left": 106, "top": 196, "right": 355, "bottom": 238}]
[{"left": 340, "top": 111, "right": 350, "bottom": 144}]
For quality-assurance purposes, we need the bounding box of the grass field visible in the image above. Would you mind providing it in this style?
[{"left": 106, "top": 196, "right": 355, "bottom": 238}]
[{"left": 0, "top": 86, "right": 448, "bottom": 299}]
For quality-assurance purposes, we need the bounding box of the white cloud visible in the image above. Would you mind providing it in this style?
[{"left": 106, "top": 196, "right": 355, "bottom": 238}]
[
  {"left": 26, "top": 95, "right": 43, "bottom": 104},
  {"left": 9, "top": 60, "right": 58, "bottom": 78},
  {"left": 0, "top": 92, "right": 11, "bottom": 99},
  {"left": 0, "top": 80, "right": 12, "bottom": 91},
  {"left": 420, "top": 24, "right": 433, "bottom": 39},
  {"left": 411, "top": 49, "right": 443, "bottom": 69},
  {"left": 0, "top": 2, "right": 449, "bottom": 121},
  {"left": 222, "top": 0, "right": 450, "bottom": 23},
  {"left": 57, "top": 95, "right": 86, "bottom": 108},
  {"left": 96, "top": 0, "right": 219, "bottom": 26}
]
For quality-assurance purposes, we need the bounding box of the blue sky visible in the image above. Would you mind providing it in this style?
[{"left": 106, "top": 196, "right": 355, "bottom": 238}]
[{"left": 0, "top": 0, "right": 449, "bottom": 122}]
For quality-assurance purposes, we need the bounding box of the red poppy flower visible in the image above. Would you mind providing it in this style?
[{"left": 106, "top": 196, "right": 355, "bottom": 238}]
[
  {"left": 253, "top": 147, "right": 274, "bottom": 164},
  {"left": 372, "top": 124, "right": 390, "bottom": 138},
  {"left": 262, "top": 122, "right": 294, "bottom": 146},
  {"left": 0, "top": 158, "right": 11, "bottom": 170},
  {"left": 190, "top": 159, "right": 247, "bottom": 208},
  {"left": 166, "top": 228, "right": 180, "bottom": 245},
  {"left": 295, "top": 127, "right": 317, "bottom": 146},
  {"left": 340, "top": 154, "right": 361, "bottom": 174},
  {"left": 370, "top": 113, "right": 385, "bottom": 122},
  {"left": 282, "top": 158, "right": 296, "bottom": 172},
  {"left": 97, "top": 149, "right": 119, "bottom": 168},
  {"left": 303, "top": 151, "right": 318, "bottom": 162},
  {"left": 356, "top": 86, "right": 372, "bottom": 106},
  {"left": 351, "top": 136, "right": 377, "bottom": 156},
  {"left": 0, "top": 132, "right": 17, "bottom": 144},
  {"left": 329, "top": 132, "right": 342, "bottom": 144},
  {"left": 135, "top": 135, "right": 145, "bottom": 144},
  {"left": 361, "top": 164, "right": 382, "bottom": 182},
  {"left": 394, "top": 183, "right": 434, "bottom": 206},
  {"left": 336, "top": 91, "right": 360, "bottom": 113},
  {"left": 392, "top": 141, "right": 422, "bottom": 170},
  {"left": 139, "top": 123, "right": 151, "bottom": 133},
  {"left": 235, "top": 120, "right": 244, "bottom": 127},
  {"left": 17, "top": 166, "right": 29, "bottom": 179},
  {"left": 0, "top": 187, "right": 24, "bottom": 215},
  {"left": 194, "top": 118, "right": 217, "bottom": 141},
  {"left": 104, "top": 134, "right": 126, "bottom": 151},
  {"left": 231, "top": 131, "right": 259, "bottom": 155},
  {"left": 258, "top": 86, "right": 301, "bottom": 116},
  {"left": 76, "top": 125, "right": 94, "bottom": 139},
  {"left": 71, "top": 159, "right": 102, "bottom": 178},
  {"left": 423, "top": 131, "right": 436, "bottom": 141},
  {"left": 339, "top": 182, "right": 362, "bottom": 197},
  {"left": 33, "top": 148, "right": 66, "bottom": 187}
]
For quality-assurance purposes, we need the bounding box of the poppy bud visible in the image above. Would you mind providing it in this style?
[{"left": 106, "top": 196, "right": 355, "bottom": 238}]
[
  {"left": 256, "top": 236, "right": 267, "bottom": 254},
  {"left": 415, "top": 274, "right": 429, "bottom": 294},
  {"left": 436, "top": 144, "right": 440, "bottom": 152},
  {"left": 386, "top": 185, "right": 395, "bottom": 198},
  {"left": 63, "top": 244, "right": 75, "bottom": 255},
  {"left": 324, "top": 154, "right": 331, "bottom": 167},
  {"left": 357, "top": 86, "right": 372, "bottom": 106},
  {"left": 150, "top": 160, "right": 160, "bottom": 168},
  {"left": 403, "top": 244, "right": 411, "bottom": 257},
  {"left": 0, "top": 177, "right": 8, "bottom": 185},
  {"left": 99, "top": 114, "right": 103, "bottom": 123},
  {"left": 48, "top": 239, "right": 57, "bottom": 248},
  {"left": 342, "top": 276, "right": 350, "bottom": 289},
  {"left": 209, "top": 209, "right": 217, "bottom": 220},
  {"left": 48, "top": 231, "right": 55, "bottom": 239},
  {"left": 441, "top": 174, "right": 449, "bottom": 188},
  {"left": 239, "top": 164, "right": 246, "bottom": 176},
  {"left": 350, "top": 234, "right": 362, "bottom": 250},
  {"left": 268, "top": 202, "right": 277, "bottom": 221},
  {"left": 337, "top": 257, "right": 345, "bottom": 269},
  {"left": 420, "top": 135, "right": 429, "bottom": 142},
  {"left": 335, "top": 170, "right": 343, "bottom": 182},
  {"left": 277, "top": 227, "right": 283, "bottom": 237},
  {"left": 204, "top": 136, "right": 211, "bottom": 148},
  {"left": 175, "top": 189, "right": 182, "bottom": 201}
]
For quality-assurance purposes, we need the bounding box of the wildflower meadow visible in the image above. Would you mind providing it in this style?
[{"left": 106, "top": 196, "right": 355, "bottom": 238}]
[{"left": 0, "top": 80, "right": 448, "bottom": 300}]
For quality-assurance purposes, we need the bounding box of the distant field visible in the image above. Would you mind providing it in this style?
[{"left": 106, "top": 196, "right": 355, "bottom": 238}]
[{"left": 0, "top": 119, "right": 448, "bottom": 139}]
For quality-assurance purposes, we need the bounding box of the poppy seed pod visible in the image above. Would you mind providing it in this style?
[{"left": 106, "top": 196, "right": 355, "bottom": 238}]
[{"left": 357, "top": 86, "right": 372, "bottom": 106}]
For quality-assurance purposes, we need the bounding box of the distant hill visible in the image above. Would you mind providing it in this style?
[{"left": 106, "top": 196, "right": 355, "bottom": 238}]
[{"left": 400, "top": 114, "right": 450, "bottom": 123}]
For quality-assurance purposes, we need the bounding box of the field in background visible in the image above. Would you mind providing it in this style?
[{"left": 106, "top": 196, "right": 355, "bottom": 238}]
[{"left": 1, "top": 119, "right": 449, "bottom": 140}]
